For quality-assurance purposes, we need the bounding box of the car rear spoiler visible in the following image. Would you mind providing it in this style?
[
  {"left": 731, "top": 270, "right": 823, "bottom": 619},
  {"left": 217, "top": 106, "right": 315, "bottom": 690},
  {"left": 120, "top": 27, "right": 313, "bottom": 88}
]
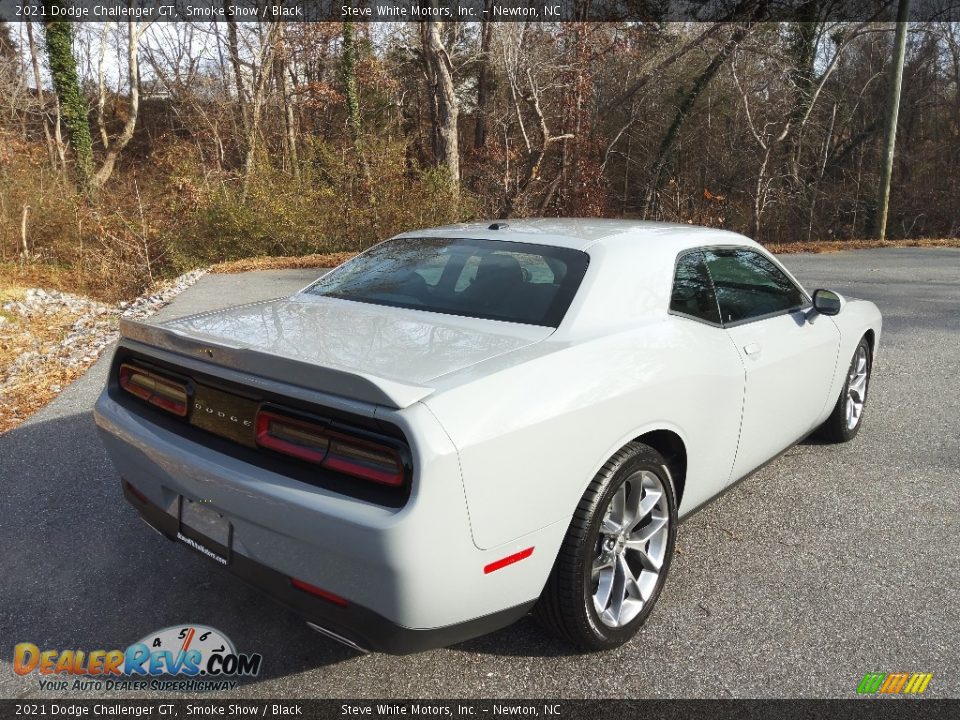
[{"left": 118, "top": 317, "right": 434, "bottom": 410}]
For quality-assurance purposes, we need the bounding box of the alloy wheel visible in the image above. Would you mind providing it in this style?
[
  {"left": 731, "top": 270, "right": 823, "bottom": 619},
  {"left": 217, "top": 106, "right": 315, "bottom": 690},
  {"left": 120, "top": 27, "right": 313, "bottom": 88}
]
[
  {"left": 846, "top": 345, "right": 869, "bottom": 430},
  {"left": 591, "top": 470, "right": 670, "bottom": 628}
]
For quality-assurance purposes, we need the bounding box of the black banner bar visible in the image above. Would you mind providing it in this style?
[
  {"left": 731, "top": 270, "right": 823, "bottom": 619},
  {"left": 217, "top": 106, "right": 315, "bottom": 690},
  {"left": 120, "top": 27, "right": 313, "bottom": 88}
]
[
  {"left": 1, "top": 700, "right": 959, "bottom": 720},
  {"left": 3, "top": 0, "right": 960, "bottom": 23}
]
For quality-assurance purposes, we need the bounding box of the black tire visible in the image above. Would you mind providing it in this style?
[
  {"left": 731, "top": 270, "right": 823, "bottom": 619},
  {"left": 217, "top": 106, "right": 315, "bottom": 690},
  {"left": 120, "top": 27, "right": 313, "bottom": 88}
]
[
  {"left": 817, "top": 336, "right": 872, "bottom": 443},
  {"left": 534, "top": 441, "right": 678, "bottom": 651}
]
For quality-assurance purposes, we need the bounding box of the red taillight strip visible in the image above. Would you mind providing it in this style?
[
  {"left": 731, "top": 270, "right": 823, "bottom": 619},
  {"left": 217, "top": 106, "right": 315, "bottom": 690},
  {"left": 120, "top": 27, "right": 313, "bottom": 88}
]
[
  {"left": 255, "top": 407, "right": 406, "bottom": 487},
  {"left": 255, "top": 410, "right": 330, "bottom": 464},
  {"left": 123, "top": 479, "right": 148, "bottom": 504},
  {"left": 118, "top": 363, "right": 189, "bottom": 417},
  {"left": 322, "top": 431, "right": 405, "bottom": 486},
  {"left": 290, "top": 578, "right": 349, "bottom": 607},
  {"left": 483, "top": 547, "right": 535, "bottom": 574}
]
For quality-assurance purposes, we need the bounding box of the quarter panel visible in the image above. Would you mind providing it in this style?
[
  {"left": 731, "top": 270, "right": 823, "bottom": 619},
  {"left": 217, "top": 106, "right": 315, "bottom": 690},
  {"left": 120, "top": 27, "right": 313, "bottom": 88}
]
[
  {"left": 819, "top": 298, "right": 883, "bottom": 421},
  {"left": 424, "top": 319, "right": 745, "bottom": 549}
]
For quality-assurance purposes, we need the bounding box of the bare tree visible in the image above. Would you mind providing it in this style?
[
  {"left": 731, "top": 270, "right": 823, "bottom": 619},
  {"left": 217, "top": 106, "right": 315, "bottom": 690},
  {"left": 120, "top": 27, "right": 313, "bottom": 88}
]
[
  {"left": 474, "top": 8, "right": 495, "bottom": 151},
  {"left": 496, "top": 25, "right": 573, "bottom": 218},
  {"left": 24, "top": 19, "right": 63, "bottom": 172},
  {"left": 90, "top": 20, "right": 144, "bottom": 192},
  {"left": 241, "top": 22, "right": 281, "bottom": 197},
  {"left": 643, "top": 24, "right": 753, "bottom": 217},
  {"left": 420, "top": 18, "right": 460, "bottom": 187}
]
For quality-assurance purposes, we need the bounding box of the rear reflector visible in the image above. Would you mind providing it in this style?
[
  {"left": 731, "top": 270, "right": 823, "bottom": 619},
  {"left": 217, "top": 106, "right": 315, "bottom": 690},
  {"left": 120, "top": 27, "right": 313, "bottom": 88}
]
[
  {"left": 290, "top": 578, "right": 349, "bottom": 607},
  {"left": 256, "top": 407, "right": 405, "bottom": 487},
  {"left": 484, "top": 547, "right": 534, "bottom": 574},
  {"left": 119, "top": 363, "right": 189, "bottom": 417},
  {"left": 123, "top": 479, "right": 149, "bottom": 505}
]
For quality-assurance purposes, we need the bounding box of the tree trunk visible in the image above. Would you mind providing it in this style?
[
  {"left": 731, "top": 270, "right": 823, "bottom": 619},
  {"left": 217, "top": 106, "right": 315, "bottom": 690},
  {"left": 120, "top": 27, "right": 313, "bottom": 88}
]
[
  {"left": 873, "top": 1, "right": 911, "bottom": 240},
  {"left": 241, "top": 23, "right": 280, "bottom": 198},
  {"left": 91, "top": 21, "right": 141, "bottom": 192},
  {"left": 225, "top": 0, "right": 249, "bottom": 167},
  {"left": 420, "top": 18, "right": 460, "bottom": 187},
  {"left": 20, "top": 205, "right": 30, "bottom": 262},
  {"left": 785, "top": 15, "right": 819, "bottom": 181},
  {"left": 498, "top": 71, "right": 573, "bottom": 218},
  {"left": 474, "top": 9, "right": 494, "bottom": 151},
  {"left": 342, "top": 21, "right": 362, "bottom": 145},
  {"left": 341, "top": 20, "right": 372, "bottom": 191},
  {"left": 96, "top": 22, "right": 111, "bottom": 152},
  {"left": 41, "top": 6, "right": 94, "bottom": 192},
  {"left": 274, "top": 25, "right": 299, "bottom": 179},
  {"left": 24, "top": 19, "right": 58, "bottom": 171}
]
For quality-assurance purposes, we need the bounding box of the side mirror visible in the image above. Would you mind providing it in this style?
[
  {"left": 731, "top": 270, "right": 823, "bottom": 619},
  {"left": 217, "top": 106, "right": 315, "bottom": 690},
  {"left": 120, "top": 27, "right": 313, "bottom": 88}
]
[{"left": 812, "top": 289, "right": 844, "bottom": 316}]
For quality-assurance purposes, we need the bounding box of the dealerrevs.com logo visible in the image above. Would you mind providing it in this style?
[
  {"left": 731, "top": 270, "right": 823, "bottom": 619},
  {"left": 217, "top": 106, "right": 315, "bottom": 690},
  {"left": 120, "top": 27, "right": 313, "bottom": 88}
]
[{"left": 14, "top": 625, "right": 262, "bottom": 692}]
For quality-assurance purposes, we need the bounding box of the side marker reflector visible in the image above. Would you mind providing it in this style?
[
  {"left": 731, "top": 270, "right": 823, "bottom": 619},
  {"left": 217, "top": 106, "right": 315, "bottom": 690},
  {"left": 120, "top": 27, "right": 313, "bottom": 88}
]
[
  {"left": 484, "top": 547, "right": 534, "bottom": 574},
  {"left": 124, "top": 479, "right": 148, "bottom": 505},
  {"left": 290, "top": 578, "right": 349, "bottom": 607}
]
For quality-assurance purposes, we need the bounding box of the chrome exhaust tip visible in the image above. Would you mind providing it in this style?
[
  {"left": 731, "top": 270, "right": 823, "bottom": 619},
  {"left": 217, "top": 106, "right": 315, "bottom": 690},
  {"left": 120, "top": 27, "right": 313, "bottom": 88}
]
[{"left": 306, "top": 622, "right": 370, "bottom": 654}]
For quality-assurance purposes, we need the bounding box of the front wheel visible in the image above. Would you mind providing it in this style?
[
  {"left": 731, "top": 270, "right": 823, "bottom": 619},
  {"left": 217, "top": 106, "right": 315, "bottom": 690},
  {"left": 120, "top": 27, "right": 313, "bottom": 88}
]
[
  {"left": 818, "top": 336, "right": 872, "bottom": 443},
  {"left": 534, "top": 441, "right": 677, "bottom": 651}
]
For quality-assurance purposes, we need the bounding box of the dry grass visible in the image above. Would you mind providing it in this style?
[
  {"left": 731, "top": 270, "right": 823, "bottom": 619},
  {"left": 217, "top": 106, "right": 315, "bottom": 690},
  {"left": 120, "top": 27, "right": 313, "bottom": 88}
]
[
  {"left": 0, "top": 263, "right": 128, "bottom": 305},
  {"left": 767, "top": 237, "right": 960, "bottom": 254},
  {"left": 209, "top": 252, "right": 357, "bottom": 274},
  {"left": 0, "top": 288, "right": 94, "bottom": 434}
]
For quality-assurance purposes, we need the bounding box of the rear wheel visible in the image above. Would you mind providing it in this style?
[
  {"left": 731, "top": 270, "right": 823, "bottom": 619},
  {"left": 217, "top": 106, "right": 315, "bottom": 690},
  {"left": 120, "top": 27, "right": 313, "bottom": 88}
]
[
  {"left": 534, "top": 441, "right": 677, "bottom": 651},
  {"left": 818, "top": 336, "right": 872, "bottom": 442}
]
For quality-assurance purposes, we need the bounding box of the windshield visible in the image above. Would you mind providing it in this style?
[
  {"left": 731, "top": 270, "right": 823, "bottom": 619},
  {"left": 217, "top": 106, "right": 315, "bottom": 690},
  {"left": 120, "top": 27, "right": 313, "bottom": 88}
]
[{"left": 303, "top": 237, "right": 589, "bottom": 327}]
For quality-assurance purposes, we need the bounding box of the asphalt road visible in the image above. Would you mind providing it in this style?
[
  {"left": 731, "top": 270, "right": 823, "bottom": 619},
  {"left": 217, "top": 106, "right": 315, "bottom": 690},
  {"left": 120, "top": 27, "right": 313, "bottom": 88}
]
[{"left": 1, "top": 248, "right": 958, "bottom": 699}]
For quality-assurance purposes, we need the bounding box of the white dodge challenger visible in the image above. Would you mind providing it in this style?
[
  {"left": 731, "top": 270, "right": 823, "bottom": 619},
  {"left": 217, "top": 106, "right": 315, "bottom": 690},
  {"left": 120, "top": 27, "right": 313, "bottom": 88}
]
[{"left": 94, "top": 219, "right": 881, "bottom": 653}]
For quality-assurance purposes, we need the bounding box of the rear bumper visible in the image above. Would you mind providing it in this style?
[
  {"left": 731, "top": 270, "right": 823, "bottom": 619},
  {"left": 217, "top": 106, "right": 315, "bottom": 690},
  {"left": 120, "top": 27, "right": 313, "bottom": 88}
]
[
  {"left": 94, "top": 386, "right": 564, "bottom": 653},
  {"left": 123, "top": 481, "right": 532, "bottom": 654}
]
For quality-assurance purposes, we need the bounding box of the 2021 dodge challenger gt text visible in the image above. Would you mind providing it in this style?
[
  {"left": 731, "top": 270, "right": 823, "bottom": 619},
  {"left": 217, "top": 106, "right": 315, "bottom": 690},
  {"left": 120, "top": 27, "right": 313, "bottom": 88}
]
[{"left": 94, "top": 219, "right": 881, "bottom": 653}]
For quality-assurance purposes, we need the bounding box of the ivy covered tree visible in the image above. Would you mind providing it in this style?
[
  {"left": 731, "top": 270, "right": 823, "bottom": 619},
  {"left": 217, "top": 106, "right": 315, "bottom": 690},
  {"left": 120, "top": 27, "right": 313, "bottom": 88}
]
[{"left": 40, "top": 4, "right": 93, "bottom": 192}]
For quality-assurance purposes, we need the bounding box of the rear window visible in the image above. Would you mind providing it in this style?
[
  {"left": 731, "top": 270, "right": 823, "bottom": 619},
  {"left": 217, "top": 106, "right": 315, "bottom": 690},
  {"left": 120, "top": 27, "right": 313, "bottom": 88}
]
[{"left": 303, "top": 237, "right": 590, "bottom": 327}]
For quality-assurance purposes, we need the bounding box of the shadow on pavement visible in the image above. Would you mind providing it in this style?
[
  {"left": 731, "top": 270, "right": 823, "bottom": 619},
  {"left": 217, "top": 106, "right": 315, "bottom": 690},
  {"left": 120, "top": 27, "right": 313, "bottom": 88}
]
[
  {"left": 0, "top": 410, "right": 360, "bottom": 682},
  {"left": 452, "top": 619, "right": 578, "bottom": 658}
]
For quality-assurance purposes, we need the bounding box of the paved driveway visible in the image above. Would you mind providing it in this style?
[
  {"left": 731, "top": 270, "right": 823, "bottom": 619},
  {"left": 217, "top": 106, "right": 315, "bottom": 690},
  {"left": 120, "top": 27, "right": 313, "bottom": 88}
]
[{"left": 1, "top": 249, "right": 957, "bottom": 699}]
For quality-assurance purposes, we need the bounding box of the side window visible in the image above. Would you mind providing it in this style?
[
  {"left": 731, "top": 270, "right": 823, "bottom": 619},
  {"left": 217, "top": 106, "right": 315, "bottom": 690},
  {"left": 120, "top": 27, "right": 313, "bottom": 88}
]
[
  {"left": 670, "top": 251, "right": 721, "bottom": 325},
  {"left": 703, "top": 248, "right": 806, "bottom": 324}
]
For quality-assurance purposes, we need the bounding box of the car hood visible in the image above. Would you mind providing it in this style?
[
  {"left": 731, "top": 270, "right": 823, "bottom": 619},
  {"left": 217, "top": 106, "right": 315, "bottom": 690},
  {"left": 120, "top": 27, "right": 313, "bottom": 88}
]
[{"left": 122, "top": 294, "right": 552, "bottom": 408}]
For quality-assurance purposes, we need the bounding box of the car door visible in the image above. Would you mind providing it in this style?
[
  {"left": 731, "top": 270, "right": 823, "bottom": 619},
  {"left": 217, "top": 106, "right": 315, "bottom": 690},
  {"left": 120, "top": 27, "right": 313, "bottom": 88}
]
[
  {"left": 703, "top": 247, "right": 841, "bottom": 480},
  {"left": 667, "top": 251, "right": 745, "bottom": 511}
]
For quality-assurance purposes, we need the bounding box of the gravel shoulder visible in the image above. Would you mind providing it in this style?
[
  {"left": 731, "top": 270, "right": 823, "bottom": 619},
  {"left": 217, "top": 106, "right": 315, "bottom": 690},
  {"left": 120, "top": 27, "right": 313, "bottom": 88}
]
[
  {"left": 0, "top": 271, "right": 206, "bottom": 433},
  {"left": 0, "top": 248, "right": 957, "bottom": 699}
]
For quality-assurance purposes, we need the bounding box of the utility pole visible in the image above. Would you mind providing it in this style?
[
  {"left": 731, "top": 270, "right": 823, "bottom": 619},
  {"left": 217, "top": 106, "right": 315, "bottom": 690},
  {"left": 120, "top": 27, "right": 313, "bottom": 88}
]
[{"left": 874, "top": 0, "right": 910, "bottom": 240}]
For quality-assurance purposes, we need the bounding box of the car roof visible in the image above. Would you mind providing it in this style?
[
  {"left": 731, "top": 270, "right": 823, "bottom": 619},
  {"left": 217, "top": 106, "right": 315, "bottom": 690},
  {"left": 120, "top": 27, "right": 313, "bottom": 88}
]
[{"left": 393, "top": 218, "right": 757, "bottom": 253}]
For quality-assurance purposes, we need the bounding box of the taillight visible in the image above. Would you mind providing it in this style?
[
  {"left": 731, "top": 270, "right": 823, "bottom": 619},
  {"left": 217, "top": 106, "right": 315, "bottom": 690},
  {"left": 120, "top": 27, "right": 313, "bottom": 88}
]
[
  {"left": 119, "top": 363, "right": 189, "bottom": 417},
  {"left": 123, "top": 479, "right": 149, "bottom": 504},
  {"left": 255, "top": 410, "right": 329, "bottom": 464},
  {"left": 290, "top": 577, "right": 349, "bottom": 607},
  {"left": 255, "top": 408, "right": 406, "bottom": 487}
]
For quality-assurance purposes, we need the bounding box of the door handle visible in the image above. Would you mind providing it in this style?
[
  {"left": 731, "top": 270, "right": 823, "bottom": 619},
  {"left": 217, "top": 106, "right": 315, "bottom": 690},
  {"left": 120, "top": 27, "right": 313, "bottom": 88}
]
[{"left": 743, "top": 342, "right": 762, "bottom": 358}]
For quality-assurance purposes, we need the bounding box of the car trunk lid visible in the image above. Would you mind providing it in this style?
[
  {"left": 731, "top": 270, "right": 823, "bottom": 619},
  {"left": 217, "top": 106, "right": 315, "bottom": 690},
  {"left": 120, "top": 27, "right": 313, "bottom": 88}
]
[{"left": 119, "top": 294, "right": 552, "bottom": 409}]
